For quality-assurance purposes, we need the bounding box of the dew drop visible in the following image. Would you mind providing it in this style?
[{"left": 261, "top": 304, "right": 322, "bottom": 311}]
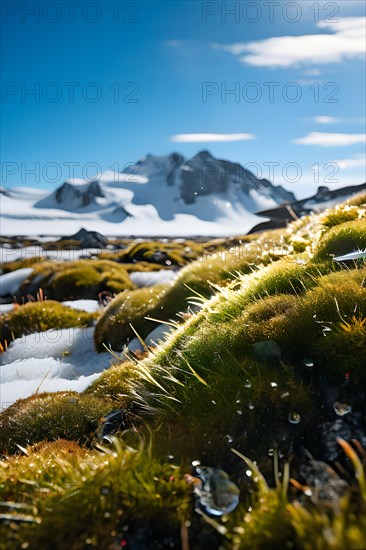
[
  {"left": 303, "top": 358, "right": 314, "bottom": 368},
  {"left": 192, "top": 460, "right": 201, "bottom": 467},
  {"left": 225, "top": 434, "right": 234, "bottom": 444},
  {"left": 237, "top": 409, "right": 242, "bottom": 415},
  {"left": 245, "top": 380, "right": 252, "bottom": 389},
  {"left": 245, "top": 469, "right": 252, "bottom": 477},
  {"left": 270, "top": 382, "right": 278, "bottom": 388},
  {"left": 248, "top": 403, "right": 254, "bottom": 410},
  {"left": 333, "top": 402, "right": 352, "bottom": 416},
  {"left": 268, "top": 448, "right": 274, "bottom": 456},
  {"left": 288, "top": 412, "right": 301, "bottom": 424}
]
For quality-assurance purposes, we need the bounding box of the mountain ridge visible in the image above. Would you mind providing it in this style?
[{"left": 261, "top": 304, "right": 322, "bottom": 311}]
[{"left": 1, "top": 151, "right": 364, "bottom": 237}]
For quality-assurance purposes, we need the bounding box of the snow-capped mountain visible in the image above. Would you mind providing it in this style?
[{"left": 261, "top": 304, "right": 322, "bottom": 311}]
[
  {"left": 2, "top": 151, "right": 295, "bottom": 236},
  {"left": 4, "top": 149, "right": 353, "bottom": 237}
]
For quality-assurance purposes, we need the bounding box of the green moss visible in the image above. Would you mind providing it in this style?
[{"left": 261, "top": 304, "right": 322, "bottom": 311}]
[
  {"left": 94, "top": 244, "right": 267, "bottom": 352},
  {"left": 321, "top": 204, "right": 362, "bottom": 228},
  {"left": 313, "top": 220, "right": 366, "bottom": 262},
  {"left": 0, "top": 440, "right": 190, "bottom": 550},
  {"left": 0, "top": 392, "right": 115, "bottom": 453},
  {"left": 94, "top": 284, "right": 169, "bottom": 351},
  {"left": 18, "top": 259, "right": 135, "bottom": 301},
  {"left": 111, "top": 239, "right": 204, "bottom": 266},
  {"left": 86, "top": 360, "right": 138, "bottom": 402},
  {"left": 0, "top": 300, "right": 95, "bottom": 346},
  {"left": 1, "top": 198, "right": 366, "bottom": 549}
]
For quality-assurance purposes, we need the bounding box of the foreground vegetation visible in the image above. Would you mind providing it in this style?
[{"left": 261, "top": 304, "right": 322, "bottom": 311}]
[{"left": 0, "top": 194, "right": 366, "bottom": 548}]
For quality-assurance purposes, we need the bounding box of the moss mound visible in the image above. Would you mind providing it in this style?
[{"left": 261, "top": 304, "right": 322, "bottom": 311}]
[
  {"left": 104, "top": 239, "right": 204, "bottom": 266},
  {"left": 313, "top": 219, "right": 366, "bottom": 262},
  {"left": 94, "top": 241, "right": 268, "bottom": 351},
  {"left": 0, "top": 300, "right": 95, "bottom": 347},
  {"left": 0, "top": 392, "right": 115, "bottom": 454},
  {"left": 17, "top": 259, "right": 135, "bottom": 301}
]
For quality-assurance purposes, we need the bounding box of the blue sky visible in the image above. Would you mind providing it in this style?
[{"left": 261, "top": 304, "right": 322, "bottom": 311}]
[{"left": 1, "top": 0, "right": 365, "bottom": 197}]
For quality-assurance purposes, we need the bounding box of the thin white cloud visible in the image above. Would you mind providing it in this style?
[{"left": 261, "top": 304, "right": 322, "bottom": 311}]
[
  {"left": 303, "top": 69, "right": 321, "bottom": 76},
  {"left": 211, "top": 17, "right": 365, "bottom": 68},
  {"left": 310, "top": 116, "right": 365, "bottom": 124},
  {"left": 333, "top": 154, "right": 366, "bottom": 170},
  {"left": 314, "top": 116, "right": 340, "bottom": 124},
  {"left": 169, "top": 133, "right": 256, "bottom": 142},
  {"left": 293, "top": 132, "right": 366, "bottom": 146}
]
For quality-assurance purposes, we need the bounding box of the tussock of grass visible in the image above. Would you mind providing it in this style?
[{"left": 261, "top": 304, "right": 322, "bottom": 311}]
[
  {"left": 224, "top": 442, "right": 366, "bottom": 550},
  {"left": 0, "top": 439, "right": 190, "bottom": 550},
  {"left": 0, "top": 300, "right": 95, "bottom": 346}
]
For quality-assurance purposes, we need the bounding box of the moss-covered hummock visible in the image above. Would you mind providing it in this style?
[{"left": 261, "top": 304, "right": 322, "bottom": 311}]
[
  {"left": 1, "top": 193, "right": 366, "bottom": 549},
  {"left": 17, "top": 259, "right": 136, "bottom": 301},
  {"left": 0, "top": 300, "right": 95, "bottom": 347},
  {"left": 94, "top": 240, "right": 273, "bottom": 351},
  {"left": 0, "top": 392, "right": 115, "bottom": 454}
]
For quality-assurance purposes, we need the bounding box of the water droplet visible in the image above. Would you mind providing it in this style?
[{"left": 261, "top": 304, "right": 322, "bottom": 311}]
[
  {"left": 268, "top": 448, "right": 274, "bottom": 456},
  {"left": 192, "top": 460, "right": 201, "bottom": 467},
  {"left": 248, "top": 403, "right": 254, "bottom": 410},
  {"left": 211, "top": 400, "right": 216, "bottom": 405},
  {"left": 245, "top": 469, "right": 252, "bottom": 477},
  {"left": 225, "top": 434, "right": 234, "bottom": 444},
  {"left": 244, "top": 380, "right": 252, "bottom": 388},
  {"left": 288, "top": 412, "right": 301, "bottom": 424},
  {"left": 236, "top": 399, "right": 241, "bottom": 404},
  {"left": 270, "top": 382, "right": 278, "bottom": 388},
  {"left": 333, "top": 402, "right": 352, "bottom": 416},
  {"left": 280, "top": 392, "right": 290, "bottom": 399},
  {"left": 237, "top": 409, "right": 242, "bottom": 415},
  {"left": 303, "top": 357, "right": 314, "bottom": 368}
]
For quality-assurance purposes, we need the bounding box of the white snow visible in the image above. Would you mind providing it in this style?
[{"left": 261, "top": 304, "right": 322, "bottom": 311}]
[
  {"left": 0, "top": 303, "right": 15, "bottom": 314},
  {"left": 0, "top": 268, "right": 33, "bottom": 297},
  {"left": 129, "top": 270, "right": 177, "bottom": 287},
  {"left": 0, "top": 154, "right": 273, "bottom": 237},
  {"left": 0, "top": 327, "right": 113, "bottom": 409},
  {"left": 61, "top": 299, "right": 102, "bottom": 313},
  {"left": 127, "top": 324, "right": 174, "bottom": 353}
]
